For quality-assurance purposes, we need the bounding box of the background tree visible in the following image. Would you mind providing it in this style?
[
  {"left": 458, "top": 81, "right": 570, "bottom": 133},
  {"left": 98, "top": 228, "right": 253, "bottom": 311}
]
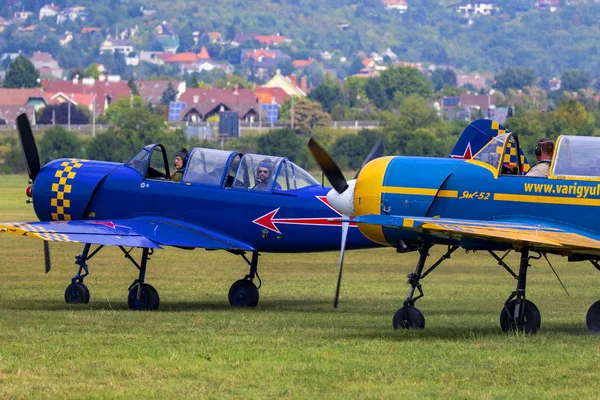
[
  {"left": 561, "top": 69, "right": 592, "bottom": 92},
  {"left": 38, "top": 126, "right": 83, "bottom": 164},
  {"left": 276, "top": 59, "right": 295, "bottom": 76},
  {"left": 493, "top": 67, "right": 536, "bottom": 92},
  {"left": 38, "top": 103, "right": 90, "bottom": 125},
  {"left": 329, "top": 134, "right": 371, "bottom": 170},
  {"left": 257, "top": 128, "right": 312, "bottom": 168},
  {"left": 307, "top": 75, "right": 347, "bottom": 113},
  {"left": 364, "top": 78, "right": 389, "bottom": 110},
  {"left": 160, "top": 82, "right": 178, "bottom": 105},
  {"left": 293, "top": 98, "right": 331, "bottom": 133},
  {"left": 127, "top": 76, "right": 139, "bottom": 96},
  {"left": 3, "top": 54, "right": 40, "bottom": 88}
]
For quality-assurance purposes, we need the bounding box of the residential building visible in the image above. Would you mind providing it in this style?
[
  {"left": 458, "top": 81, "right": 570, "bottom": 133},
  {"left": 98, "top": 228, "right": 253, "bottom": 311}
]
[
  {"left": 383, "top": 0, "right": 408, "bottom": 13},
  {"left": 177, "top": 88, "right": 259, "bottom": 122},
  {"left": 56, "top": 7, "right": 87, "bottom": 24},
  {"left": 30, "top": 51, "right": 63, "bottom": 78},
  {"left": 457, "top": 3, "right": 496, "bottom": 17},
  {"left": 45, "top": 77, "right": 131, "bottom": 115},
  {"left": 99, "top": 38, "right": 134, "bottom": 55},
  {"left": 262, "top": 72, "right": 307, "bottom": 97},
  {"left": 138, "top": 80, "right": 186, "bottom": 105},
  {"left": 39, "top": 3, "right": 60, "bottom": 20}
]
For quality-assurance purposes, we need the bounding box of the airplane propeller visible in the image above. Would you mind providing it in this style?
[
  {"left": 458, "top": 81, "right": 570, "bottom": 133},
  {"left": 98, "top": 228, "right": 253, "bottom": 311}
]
[
  {"left": 16, "top": 113, "right": 52, "bottom": 273},
  {"left": 308, "top": 137, "right": 384, "bottom": 307},
  {"left": 17, "top": 113, "right": 41, "bottom": 182}
]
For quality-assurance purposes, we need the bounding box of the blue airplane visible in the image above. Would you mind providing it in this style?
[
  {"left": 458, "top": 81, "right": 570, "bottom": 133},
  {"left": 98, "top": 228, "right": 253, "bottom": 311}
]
[
  {"left": 309, "top": 126, "right": 600, "bottom": 334},
  {"left": 2, "top": 114, "right": 382, "bottom": 311}
]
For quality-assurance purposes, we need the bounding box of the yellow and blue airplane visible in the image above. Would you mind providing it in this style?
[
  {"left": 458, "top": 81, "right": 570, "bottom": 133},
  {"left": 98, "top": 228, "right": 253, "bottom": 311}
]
[
  {"left": 2, "top": 114, "right": 384, "bottom": 311},
  {"left": 309, "top": 128, "right": 600, "bottom": 334}
]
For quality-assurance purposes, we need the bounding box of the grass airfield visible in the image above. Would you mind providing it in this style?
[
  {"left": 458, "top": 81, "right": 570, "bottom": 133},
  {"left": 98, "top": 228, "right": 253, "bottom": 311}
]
[{"left": 0, "top": 175, "right": 599, "bottom": 399}]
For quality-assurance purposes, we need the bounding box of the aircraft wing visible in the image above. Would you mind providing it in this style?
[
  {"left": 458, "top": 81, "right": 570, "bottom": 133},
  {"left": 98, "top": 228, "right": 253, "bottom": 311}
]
[
  {"left": 355, "top": 214, "right": 600, "bottom": 254},
  {"left": 0, "top": 216, "right": 255, "bottom": 251}
]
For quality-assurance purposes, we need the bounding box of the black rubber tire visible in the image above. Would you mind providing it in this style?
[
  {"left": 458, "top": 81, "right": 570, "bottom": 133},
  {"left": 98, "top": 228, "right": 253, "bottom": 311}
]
[
  {"left": 228, "top": 279, "right": 259, "bottom": 307},
  {"left": 64, "top": 282, "right": 90, "bottom": 304},
  {"left": 500, "top": 299, "right": 541, "bottom": 334},
  {"left": 586, "top": 300, "right": 600, "bottom": 334},
  {"left": 128, "top": 283, "right": 160, "bottom": 311},
  {"left": 392, "top": 306, "right": 425, "bottom": 330}
]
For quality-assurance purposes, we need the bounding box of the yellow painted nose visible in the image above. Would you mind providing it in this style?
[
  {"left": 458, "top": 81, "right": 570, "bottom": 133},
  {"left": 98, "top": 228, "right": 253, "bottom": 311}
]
[{"left": 354, "top": 156, "right": 394, "bottom": 246}]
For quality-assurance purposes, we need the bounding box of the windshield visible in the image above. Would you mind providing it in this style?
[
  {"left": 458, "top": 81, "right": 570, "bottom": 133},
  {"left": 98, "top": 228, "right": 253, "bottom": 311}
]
[
  {"left": 276, "top": 160, "right": 319, "bottom": 190},
  {"left": 553, "top": 136, "right": 600, "bottom": 178},
  {"left": 472, "top": 135, "right": 505, "bottom": 171},
  {"left": 233, "top": 154, "right": 284, "bottom": 191},
  {"left": 184, "top": 148, "right": 238, "bottom": 186},
  {"left": 126, "top": 145, "right": 153, "bottom": 175}
]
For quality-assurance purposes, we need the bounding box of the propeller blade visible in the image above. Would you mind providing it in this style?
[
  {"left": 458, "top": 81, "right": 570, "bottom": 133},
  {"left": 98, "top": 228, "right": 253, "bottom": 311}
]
[
  {"left": 354, "top": 138, "right": 384, "bottom": 179},
  {"left": 17, "top": 113, "right": 41, "bottom": 181},
  {"left": 43, "top": 241, "right": 51, "bottom": 274},
  {"left": 333, "top": 217, "right": 349, "bottom": 308},
  {"left": 308, "top": 137, "right": 348, "bottom": 194}
]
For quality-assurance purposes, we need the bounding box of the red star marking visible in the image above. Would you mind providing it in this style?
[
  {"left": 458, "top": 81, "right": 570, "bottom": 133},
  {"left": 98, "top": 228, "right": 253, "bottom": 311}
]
[
  {"left": 89, "top": 221, "right": 125, "bottom": 229},
  {"left": 450, "top": 143, "right": 473, "bottom": 159}
]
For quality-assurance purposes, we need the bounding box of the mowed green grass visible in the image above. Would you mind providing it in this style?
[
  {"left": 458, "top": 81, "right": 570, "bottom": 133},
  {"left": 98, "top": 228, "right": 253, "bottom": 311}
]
[{"left": 0, "top": 175, "right": 599, "bottom": 399}]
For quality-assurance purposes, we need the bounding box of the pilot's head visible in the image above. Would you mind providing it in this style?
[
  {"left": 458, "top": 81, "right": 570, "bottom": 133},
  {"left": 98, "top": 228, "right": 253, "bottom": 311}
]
[
  {"left": 256, "top": 158, "right": 274, "bottom": 183},
  {"left": 535, "top": 138, "right": 554, "bottom": 160},
  {"left": 174, "top": 148, "right": 188, "bottom": 170}
]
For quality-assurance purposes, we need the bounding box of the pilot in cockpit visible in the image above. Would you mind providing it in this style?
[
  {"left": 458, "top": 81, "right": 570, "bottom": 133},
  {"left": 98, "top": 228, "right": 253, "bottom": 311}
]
[
  {"left": 252, "top": 158, "right": 281, "bottom": 191},
  {"left": 526, "top": 138, "right": 554, "bottom": 178},
  {"left": 170, "top": 148, "right": 188, "bottom": 182}
]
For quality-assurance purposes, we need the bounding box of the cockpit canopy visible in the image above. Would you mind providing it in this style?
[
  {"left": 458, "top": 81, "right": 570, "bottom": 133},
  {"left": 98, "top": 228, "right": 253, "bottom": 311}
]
[
  {"left": 126, "top": 145, "right": 319, "bottom": 192},
  {"left": 471, "top": 133, "right": 530, "bottom": 175},
  {"left": 553, "top": 136, "right": 600, "bottom": 179}
]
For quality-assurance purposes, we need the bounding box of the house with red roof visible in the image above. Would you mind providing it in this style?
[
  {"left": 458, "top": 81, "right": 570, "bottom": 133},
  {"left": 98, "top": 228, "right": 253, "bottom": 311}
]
[
  {"left": 177, "top": 88, "right": 259, "bottom": 122},
  {"left": 255, "top": 34, "right": 287, "bottom": 46},
  {"left": 45, "top": 77, "right": 131, "bottom": 115},
  {"left": 0, "top": 88, "right": 48, "bottom": 125},
  {"left": 138, "top": 80, "right": 186, "bottom": 105},
  {"left": 46, "top": 92, "right": 97, "bottom": 112},
  {"left": 292, "top": 59, "right": 314, "bottom": 69},
  {"left": 255, "top": 87, "right": 289, "bottom": 105},
  {"left": 39, "top": 3, "right": 60, "bottom": 20}
]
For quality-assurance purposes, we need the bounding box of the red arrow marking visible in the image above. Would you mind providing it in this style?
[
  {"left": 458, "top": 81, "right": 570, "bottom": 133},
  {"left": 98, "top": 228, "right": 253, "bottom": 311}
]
[{"left": 252, "top": 206, "right": 356, "bottom": 234}]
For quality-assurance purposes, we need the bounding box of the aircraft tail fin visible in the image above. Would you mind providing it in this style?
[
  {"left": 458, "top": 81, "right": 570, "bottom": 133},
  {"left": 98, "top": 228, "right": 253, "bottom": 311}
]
[{"left": 450, "top": 119, "right": 508, "bottom": 159}]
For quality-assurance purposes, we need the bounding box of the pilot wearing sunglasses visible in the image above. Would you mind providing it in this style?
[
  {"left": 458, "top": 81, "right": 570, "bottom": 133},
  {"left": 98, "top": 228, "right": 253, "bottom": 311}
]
[{"left": 253, "top": 158, "right": 281, "bottom": 191}]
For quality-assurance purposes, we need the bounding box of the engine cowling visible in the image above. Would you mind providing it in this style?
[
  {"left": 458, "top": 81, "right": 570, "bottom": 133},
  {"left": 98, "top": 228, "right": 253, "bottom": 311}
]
[{"left": 32, "top": 158, "right": 121, "bottom": 222}]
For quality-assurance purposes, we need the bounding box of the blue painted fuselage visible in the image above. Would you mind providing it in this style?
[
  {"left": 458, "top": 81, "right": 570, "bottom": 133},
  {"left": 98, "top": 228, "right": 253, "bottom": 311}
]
[{"left": 32, "top": 159, "right": 376, "bottom": 253}]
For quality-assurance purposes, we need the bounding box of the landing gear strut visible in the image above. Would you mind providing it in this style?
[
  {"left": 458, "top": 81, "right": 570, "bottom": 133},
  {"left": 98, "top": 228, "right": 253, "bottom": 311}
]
[
  {"left": 497, "top": 247, "right": 541, "bottom": 334},
  {"left": 65, "top": 243, "right": 97, "bottom": 304},
  {"left": 393, "top": 243, "right": 458, "bottom": 330},
  {"left": 64, "top": 244, "right": 159, "bottom": 310},
  {"left": 121, "top": 247, "right": 159, "bottom": 311},
  {"left": 228, "top": 251, "right": 260, "bottom": 307}
]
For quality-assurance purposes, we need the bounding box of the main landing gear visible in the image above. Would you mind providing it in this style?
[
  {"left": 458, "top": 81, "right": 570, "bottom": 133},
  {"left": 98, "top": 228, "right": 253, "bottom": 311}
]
[
  {"left": 392, "top": 243, "right": 542, "bottom": 334},
  {"left": 586, "top": 260, "right": 600, "bottom": 333},
  {"left": 228, "top": 251, "right": 261, "bottom": 307},
  {"left": 65, "top": 244, "right": 159, "bottom": 311}
]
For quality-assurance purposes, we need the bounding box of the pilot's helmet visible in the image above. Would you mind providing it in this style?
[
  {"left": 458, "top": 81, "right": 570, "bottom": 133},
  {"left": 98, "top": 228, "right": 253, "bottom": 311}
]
[
  {"left": 175, "top": 148, "right": 189, "bottom": 167},
  {"left": 257, "top": 158, "right": 274, "bottom": 182}
]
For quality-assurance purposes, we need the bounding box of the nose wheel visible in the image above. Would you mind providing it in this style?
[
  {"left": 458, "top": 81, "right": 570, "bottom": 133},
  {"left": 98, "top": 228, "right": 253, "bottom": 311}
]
[
  {"left": 64, "top": 282, "right": 90, "bottom": 304},
  {"left": 393, "top": 306, "right": 425, "bottom": 330}
]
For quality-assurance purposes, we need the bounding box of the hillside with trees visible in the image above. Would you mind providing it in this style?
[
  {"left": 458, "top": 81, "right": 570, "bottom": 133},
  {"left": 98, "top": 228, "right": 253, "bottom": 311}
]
[{"left": 1, "top": 0, "right": 600, "bottom": 78}]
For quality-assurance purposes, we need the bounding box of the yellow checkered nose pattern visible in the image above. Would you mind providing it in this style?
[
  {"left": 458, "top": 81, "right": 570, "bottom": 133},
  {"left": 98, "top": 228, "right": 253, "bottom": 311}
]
[{"left": 50, "top": 159, "right": 86, "bottom": 221}]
